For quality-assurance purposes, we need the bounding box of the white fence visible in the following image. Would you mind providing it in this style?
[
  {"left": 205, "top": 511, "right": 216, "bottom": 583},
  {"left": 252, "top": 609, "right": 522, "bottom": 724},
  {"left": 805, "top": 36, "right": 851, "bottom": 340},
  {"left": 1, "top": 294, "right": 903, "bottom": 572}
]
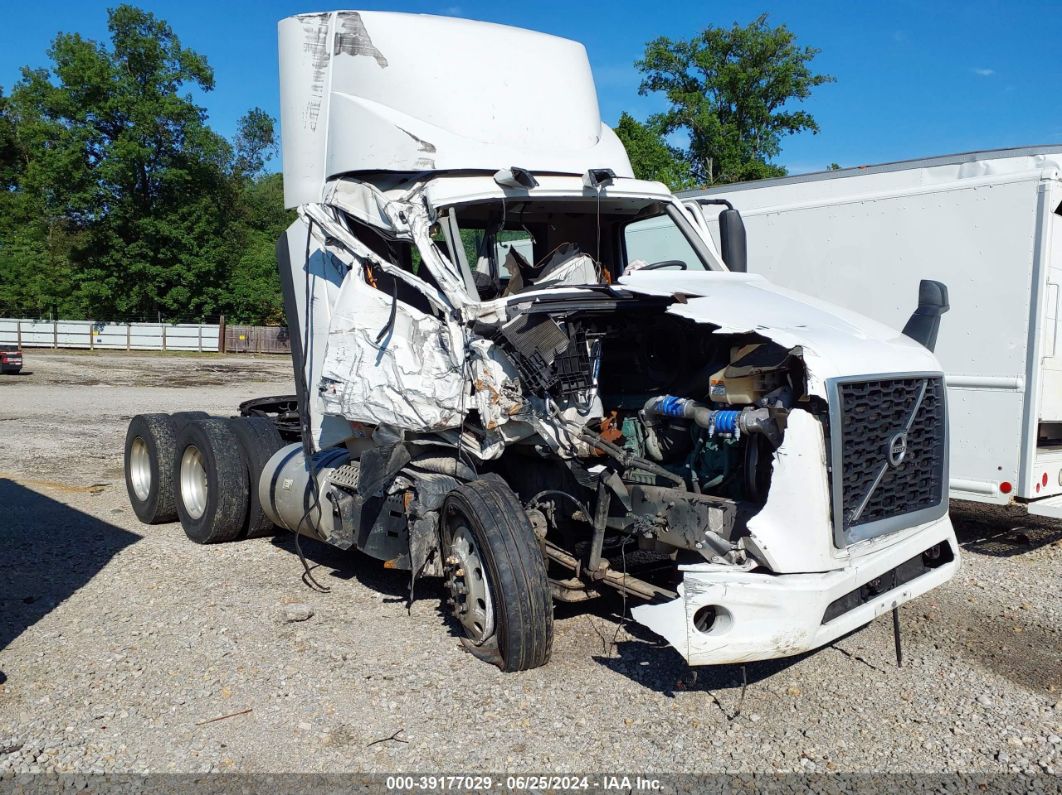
[{"left": 0, "top": 318, "right": 221, "bottom": 352}]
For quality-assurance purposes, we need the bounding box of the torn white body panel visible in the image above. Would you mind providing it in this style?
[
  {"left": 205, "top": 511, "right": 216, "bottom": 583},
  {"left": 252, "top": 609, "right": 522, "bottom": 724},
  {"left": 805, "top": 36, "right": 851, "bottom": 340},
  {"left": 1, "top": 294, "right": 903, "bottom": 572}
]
[
  {"left": 468, "top": 339, "right": 526, "bottom": 433},
  {"left": 319, "top": 269, "right": 467, "bottom": 431},
  {"left": 632, "top": 514, "right": 958, "bottom": 666},
  {"left": 277, "top": 218, "right": 354, "bottom": 450}
]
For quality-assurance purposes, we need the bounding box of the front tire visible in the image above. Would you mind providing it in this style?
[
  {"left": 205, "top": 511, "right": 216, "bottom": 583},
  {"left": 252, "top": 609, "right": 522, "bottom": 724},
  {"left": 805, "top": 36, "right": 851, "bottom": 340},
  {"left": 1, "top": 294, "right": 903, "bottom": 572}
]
[
  {"left": 441, "top": 478, "right": 553, "bottom": 672},
  {"left": 175, "top": 418, "right": 248, "bottom": 544}
]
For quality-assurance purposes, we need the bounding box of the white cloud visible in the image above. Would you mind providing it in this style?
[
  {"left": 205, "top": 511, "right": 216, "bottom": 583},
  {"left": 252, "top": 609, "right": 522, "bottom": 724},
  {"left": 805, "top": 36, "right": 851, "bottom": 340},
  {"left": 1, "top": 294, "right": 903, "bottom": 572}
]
[{"left": 972, "top": 68, "right": 995, "bottom": 77}]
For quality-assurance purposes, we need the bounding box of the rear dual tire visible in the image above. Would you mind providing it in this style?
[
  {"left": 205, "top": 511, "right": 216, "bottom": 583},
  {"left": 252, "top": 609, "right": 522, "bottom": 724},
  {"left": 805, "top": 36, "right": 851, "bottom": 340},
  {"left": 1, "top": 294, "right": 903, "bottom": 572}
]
[
  {"left": 226, "top": 417, "right": 285, "bottom": 538},
  {"left": 124, "top": 412, "right": 284, "bottom": 543},
  {"left": 125, "top": 413, "right": 180, "bottom": 524},
  {"left": 175, "top": 418, "right": 249, "bottom": 544}
]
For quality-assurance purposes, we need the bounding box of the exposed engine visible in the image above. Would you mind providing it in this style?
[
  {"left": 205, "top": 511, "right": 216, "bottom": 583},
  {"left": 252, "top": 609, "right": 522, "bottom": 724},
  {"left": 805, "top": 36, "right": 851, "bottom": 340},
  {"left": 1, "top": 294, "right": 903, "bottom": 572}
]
[{"left": 489, "top": 301, "right": 811, "bottom": 578}]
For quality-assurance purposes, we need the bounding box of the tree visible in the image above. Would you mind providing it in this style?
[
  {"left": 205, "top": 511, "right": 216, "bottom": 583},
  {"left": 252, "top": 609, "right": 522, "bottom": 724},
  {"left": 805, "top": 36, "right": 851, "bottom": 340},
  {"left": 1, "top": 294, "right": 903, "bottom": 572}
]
[
  {"left": 232, "top": 108, "right": 278, "bottom": 180},
  {"left": 614, "top": 112, "right": 695, "bottom": 191},
  {"left": 0, "top": 88, "right": 22, "bottom": 191},
  {"left": 223, "top": 171, "right": 290, "bottom": 325},
  {"left": 7, "top": 5, "right": 243, "bottom": 320},
  {"left": 636, "top": 14, "right": 834, "bottom": 185}
]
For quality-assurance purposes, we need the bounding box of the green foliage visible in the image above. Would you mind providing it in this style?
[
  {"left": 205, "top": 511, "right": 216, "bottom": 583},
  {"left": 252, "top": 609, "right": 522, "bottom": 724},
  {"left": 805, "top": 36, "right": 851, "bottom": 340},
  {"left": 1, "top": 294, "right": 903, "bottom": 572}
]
[
  {"left": 614, "top": 112, "right": 695, "bottom": 191},
  {"left": 0, "top": 4, "right": 289, "bottom": 324},
  {"left": 636, "top": 14, "right": 834, "bottom": 185},
  {"left": 226, "top": 172, "right": 289, "bottom": 325},
  {"left": 233, "top": 108, "right": 278, "bottom": 179}
]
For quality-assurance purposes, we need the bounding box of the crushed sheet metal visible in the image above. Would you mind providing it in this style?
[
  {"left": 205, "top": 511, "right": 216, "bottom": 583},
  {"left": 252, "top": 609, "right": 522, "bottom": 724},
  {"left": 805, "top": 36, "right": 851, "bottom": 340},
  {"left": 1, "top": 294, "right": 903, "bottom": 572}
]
[
  {"left": 299, "top": 204, "right": 453, "bottom": 315},
  {"left": 319, "top": 270, "right": 468, "bottom": 431},
  {"left": 468, "top": 339, "right": 525, "bottom": 431},
  {"left": 400, "top": 196, "right": 476, "bottom": 309},
  {"left": 322, "top": 179, "right": 399, "bottom": 233}
]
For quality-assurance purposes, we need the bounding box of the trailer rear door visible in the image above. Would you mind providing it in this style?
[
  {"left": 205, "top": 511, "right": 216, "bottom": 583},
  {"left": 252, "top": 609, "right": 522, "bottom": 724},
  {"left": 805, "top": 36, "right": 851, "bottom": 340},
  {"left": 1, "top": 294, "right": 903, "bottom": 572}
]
[
  {"left": 1032, "top": 180, "right": 1062, "bottom": 498},
  {"left": 1037, "top": 185, "right": 1062, "bottom": 420}
]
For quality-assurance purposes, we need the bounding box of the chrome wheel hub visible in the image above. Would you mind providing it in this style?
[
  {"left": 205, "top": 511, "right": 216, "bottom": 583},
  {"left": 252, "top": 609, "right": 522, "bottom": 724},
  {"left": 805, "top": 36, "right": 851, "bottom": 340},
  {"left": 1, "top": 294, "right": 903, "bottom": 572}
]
[
  {"left": 180, "top": 445, "right": 208, "bottom": 520},
  {"left": 446, "top": 523, "right": 495, "bottom": 641},
  {"left": 129, "top": 437, "right": 152, "bottom": 502}
]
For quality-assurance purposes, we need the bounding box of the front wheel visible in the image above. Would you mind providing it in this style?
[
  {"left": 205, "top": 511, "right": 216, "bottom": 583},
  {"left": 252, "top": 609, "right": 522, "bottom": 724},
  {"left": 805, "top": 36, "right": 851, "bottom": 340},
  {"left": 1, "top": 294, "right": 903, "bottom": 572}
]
[{"left": 441, "top": 478, "right": 553, "bottom": 672}]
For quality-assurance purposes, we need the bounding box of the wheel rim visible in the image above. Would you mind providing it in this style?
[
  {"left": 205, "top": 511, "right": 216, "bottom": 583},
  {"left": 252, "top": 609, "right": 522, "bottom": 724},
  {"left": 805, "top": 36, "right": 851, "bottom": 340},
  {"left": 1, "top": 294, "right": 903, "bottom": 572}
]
[
  {"left": 180, "top": 445, "right": 208, "bottom": 520},
  {"left": 446, "top": 522, "right": 495, "bottom": 641},
  {"left": 129, "top": 437, "right": 152, "bottom": 502}
]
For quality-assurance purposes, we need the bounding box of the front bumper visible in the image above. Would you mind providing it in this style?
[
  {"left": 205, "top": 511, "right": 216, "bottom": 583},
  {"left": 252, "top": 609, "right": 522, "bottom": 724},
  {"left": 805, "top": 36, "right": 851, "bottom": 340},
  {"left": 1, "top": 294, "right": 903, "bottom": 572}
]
[{"left": 630, "top": 515, "right": 959, "bottom": 666}]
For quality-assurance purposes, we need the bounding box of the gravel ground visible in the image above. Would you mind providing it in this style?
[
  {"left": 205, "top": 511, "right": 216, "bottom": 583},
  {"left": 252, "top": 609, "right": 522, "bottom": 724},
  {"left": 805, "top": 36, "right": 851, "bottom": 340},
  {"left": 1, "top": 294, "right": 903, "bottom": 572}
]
[{"left": 0, "top": 350, "right": 1059, "bottom": 775}]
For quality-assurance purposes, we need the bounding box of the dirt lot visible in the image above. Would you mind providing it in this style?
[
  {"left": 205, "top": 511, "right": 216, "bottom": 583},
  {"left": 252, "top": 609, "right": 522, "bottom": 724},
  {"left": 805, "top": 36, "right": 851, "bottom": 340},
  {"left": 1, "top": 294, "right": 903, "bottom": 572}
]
[{"left": 0, "top": 350, "right": 1059, "bottom": 775}]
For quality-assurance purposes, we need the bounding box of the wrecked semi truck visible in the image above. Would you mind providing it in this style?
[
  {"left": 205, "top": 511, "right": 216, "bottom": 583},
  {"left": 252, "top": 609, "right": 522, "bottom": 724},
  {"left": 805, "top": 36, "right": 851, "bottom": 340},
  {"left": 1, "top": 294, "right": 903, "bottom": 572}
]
[{"left": 122, "top": 11, "right": 959, "bottom": 671}]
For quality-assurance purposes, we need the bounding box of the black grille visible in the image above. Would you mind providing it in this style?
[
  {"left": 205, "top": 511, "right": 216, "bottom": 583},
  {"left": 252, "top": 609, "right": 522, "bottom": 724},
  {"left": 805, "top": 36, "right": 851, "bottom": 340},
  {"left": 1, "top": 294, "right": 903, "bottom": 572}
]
[{"left": 836, "top": 376, "right": 946, "bottom": 535}]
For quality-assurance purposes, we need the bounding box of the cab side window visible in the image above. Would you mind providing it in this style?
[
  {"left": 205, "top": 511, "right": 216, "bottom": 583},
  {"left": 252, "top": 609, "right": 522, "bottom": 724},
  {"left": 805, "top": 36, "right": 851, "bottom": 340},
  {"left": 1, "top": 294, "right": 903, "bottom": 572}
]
[{"left": 622, "top": 213, "right": 705, "bottom": 272}]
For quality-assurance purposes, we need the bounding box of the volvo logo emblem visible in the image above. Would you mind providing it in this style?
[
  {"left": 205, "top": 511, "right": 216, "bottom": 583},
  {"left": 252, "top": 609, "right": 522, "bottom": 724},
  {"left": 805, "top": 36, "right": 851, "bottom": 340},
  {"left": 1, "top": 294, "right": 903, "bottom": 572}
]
[{"left": 887, "top": 432, "right": 908, "bottom": 468}]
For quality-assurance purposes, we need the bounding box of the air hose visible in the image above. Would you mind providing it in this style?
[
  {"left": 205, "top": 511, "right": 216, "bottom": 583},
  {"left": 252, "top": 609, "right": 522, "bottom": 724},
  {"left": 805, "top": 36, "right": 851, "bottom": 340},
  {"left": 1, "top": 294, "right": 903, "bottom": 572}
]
[{"left": 643, "top": 396, "right": 775, "bottom": 443}]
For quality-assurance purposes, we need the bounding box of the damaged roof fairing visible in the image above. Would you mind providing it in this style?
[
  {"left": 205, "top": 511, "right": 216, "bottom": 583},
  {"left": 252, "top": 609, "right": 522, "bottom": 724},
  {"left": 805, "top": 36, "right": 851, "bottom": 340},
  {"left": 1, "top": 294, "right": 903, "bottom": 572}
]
[{"left": 279, "top": 11, "right": 633, "bottom": 208}]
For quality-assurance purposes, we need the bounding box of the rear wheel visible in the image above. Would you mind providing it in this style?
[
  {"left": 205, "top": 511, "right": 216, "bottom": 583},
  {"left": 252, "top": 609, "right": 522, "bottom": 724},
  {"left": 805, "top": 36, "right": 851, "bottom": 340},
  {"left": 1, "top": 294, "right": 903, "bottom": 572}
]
[
  {"left": 175, "top": 418, "right": 248, "bottom": 544},
  {"left": 226, "top": 416, "right": 285, "bottom": 538},
  {"left": 171, "top": 411, "right": 210, "bottom": 427},
  {"left": 124, "top": 413, "right": 180, "bottom": 524},
  {"left": 441, "top": 478, "right": 553, "bottom": 671}
]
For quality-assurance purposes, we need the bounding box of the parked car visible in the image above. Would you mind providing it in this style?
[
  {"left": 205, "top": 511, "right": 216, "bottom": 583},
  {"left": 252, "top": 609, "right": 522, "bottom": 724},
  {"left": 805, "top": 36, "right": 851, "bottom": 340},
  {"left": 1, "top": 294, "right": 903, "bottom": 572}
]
[
  {"left": 122, "top": 11, "right": 959, "bottom": 672},
  {"left": 0, "top": 344, "right": 23, "bottom": 374}
]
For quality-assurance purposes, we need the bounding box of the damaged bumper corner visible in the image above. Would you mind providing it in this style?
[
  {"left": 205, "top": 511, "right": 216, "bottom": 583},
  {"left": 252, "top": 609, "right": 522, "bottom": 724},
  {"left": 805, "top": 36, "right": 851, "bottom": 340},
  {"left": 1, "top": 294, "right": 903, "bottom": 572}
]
[{"left": 630, "top": 515, "right": 959, "bottom": 667}]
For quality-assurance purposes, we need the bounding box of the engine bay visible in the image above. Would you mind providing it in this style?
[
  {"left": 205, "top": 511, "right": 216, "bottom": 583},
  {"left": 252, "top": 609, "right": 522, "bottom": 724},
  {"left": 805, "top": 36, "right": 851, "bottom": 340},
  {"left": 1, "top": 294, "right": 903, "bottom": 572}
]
[{"left": 484, "top": 298, "right": 815, "bottom": 586}]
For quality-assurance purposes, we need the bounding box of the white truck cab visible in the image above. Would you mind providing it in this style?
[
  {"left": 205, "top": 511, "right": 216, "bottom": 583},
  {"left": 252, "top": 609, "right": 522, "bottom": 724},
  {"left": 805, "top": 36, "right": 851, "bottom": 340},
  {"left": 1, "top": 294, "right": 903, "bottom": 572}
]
[{"left": 123, "top": 10, "right": 959, "bottom": 671}]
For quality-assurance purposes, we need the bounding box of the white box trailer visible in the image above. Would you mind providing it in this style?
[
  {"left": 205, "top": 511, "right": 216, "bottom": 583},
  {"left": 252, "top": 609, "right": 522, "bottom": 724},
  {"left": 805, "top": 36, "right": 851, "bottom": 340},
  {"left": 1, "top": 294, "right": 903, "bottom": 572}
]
[{"left": 686, "top": 146, "right": 1062, "bottom": 518}]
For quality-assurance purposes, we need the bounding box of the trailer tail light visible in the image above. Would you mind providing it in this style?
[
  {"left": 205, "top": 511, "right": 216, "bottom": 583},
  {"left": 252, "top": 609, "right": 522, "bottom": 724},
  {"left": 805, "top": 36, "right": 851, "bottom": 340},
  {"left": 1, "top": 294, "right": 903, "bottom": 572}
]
[
  {"left": 1043, "top": 473, "right": 1049, "bottom": 487},
  {"left": 1000, "top": 481, "right": 1012, "bottom": 494}
]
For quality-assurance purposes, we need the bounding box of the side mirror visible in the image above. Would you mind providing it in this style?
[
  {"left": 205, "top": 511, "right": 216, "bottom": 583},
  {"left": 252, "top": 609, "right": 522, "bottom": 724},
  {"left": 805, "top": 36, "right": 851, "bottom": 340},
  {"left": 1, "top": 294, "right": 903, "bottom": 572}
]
[
  {"left": 718, "top": 208, "right": 747, "bottom": 273},
  {"left": 902, "top": 279, "right": 950, "bottom": 352}
]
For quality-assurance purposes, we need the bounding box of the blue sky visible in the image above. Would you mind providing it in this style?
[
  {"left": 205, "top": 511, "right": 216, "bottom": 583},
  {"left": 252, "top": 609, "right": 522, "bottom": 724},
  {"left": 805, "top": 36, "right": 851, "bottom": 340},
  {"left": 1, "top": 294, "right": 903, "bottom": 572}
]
[{"left": 1, "top": 0, "right": 1060, "bottom": 176}]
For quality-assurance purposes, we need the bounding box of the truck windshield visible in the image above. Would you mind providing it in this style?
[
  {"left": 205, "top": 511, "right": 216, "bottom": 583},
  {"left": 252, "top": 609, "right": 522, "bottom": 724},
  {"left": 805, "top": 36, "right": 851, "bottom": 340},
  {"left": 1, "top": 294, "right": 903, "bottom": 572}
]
[{"left": 445, "top": 197, "right": 713, "bottom": 297}]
